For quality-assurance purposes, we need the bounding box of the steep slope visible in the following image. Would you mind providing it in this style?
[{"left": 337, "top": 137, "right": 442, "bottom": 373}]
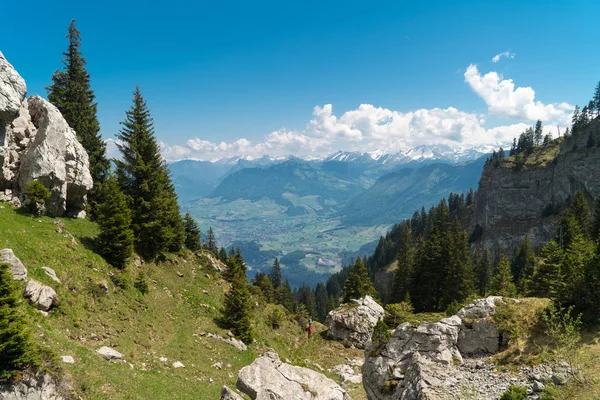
[
  {"left": 341, "top": 157, "right": 486, "bottom": 226},
  {"left": 0, "top": 205, "right": 365, "bottom": 399},
  {"left": 471, "top": 120, "right": 600, "bottom": 255}
]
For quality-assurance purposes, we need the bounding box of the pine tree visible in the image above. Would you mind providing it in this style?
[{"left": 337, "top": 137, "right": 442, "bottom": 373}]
[
  {"left": 95, "top": 176, "right": 134, "bottom": 268},
  {"left": 46, "top": 20, "right": 109, "bottom": 215},
  {"left": 531, "top": 241, "right": 564, "bottom": 299},
  {"left": 207, "top": 227, "right": 217, "bottom": 254},
  {"left": 183, "top": 212, "right": 201, "bottom": 251},
  {"left": 218, "top": 247, "right": 228, "bottom": 262},
  {"left": 0, "top": 264, "right": 39, "bottom": 379},
  {"left": 441, "top": 222, "right": 475, "bottom": 309},
  {"left": 222, "top": 256, "right": 254, "bottom": 343},
  {"left": 279, "top": 279, "right": 295, "bottom": 312},
  {"left": 593, "top": 197, "right": 600, "bottom": 242},
  {"left": 315, "top": 282, "right": 328, "bottom": 322},
  {"left": 115, "top": 86, "right": 184, "bottom": 260},
  {"left": 491, "top": 256, "right": 517, "bottom": 297},
  {"left": 391, "top": 224, "right": 414, "bottom": 302},
  {"left": 475, "top": 249, "right": 493, "bottom": 296},
  {"left": 534, "top": 120, "right": 543, "bottom": 146},
  {"left": 594, "top": 81, "right": 600, "bottom": 118},
  {"left": 252, "top": 272, "right": 274, "bottom": 303},
  {"left": 570, "top": 190, "right": 591, "bottom": 238},
  {"left": 343, "top": 257, "right": 378, "bottom": 303},
  {"left": 511, "top": 235, "right": 535, "bottom": 290},
  {"left": 269, "top": 258, "right": 282, "bottom": 289}
]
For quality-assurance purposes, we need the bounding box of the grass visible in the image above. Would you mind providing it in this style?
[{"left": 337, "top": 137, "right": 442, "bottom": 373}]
[
  {"left": 500, "top": 138, "right": 563, "bottom": 170},
  {"left": 0, "top": 204, "right": 366, "bottom": 399}
]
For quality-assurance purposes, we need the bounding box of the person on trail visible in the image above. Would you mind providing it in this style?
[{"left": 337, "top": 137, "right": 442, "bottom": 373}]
[{"left": 307, "top": 324, "right": 313, "bottom": 339}]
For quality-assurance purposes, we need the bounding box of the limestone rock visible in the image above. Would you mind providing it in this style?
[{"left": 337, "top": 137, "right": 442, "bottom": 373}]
[
  {"left": 325, "top": 295, "right": 384, "bottom": 348},
  {"left": 96, "top": 346, "right": 124, "bottom": 361},
  {"left": 0, "top": 374, "right": 65, "bottom": 400},
  {"left": 332, "top": 364, "right": 362, "bottom": 384},
  {"left": 236, "top": 351, "right": 351, "bottom": 400},
  {"left": 23, "top": 279, "right": 57, "bottom": 311},
  {"left": 0, "top": 51, "right": 27, "bottom": 122},
  {"left": 458, "top": 318, "right": 501, "bottom": 355},
  {"left": 220, "top": 386, "right": 244, "bottom": 400},
  {"left": 0, "top": 248, "right": 27, "bottom": 280},
  {"left": 61, "top": 356, "right": 75, "bottom": 364},
  {"left": 173, "top": 361, "right": 185, "bottom": 368},
  {"left": 207, "top": 332, "right": 248, "bottom": 351},
  {"left": 42, "top": 266, "right": 61, "bottom": 283},
  {"left": 457, "top": 296, "right": 503, "bottom": 319},
  {"left": 19, "top": 96, "right": 93, "bottom": 217}
]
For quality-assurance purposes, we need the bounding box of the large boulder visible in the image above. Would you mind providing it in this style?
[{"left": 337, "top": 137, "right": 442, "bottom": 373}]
[
  {"left": 23, "top": 279, "right": 57, "bottom": 311},
  {"left": 236, "top": 351, "right": 351, "bottom": 400},
  {"left": 0, "top": 373, "right": 65, "bottom": 400},
  {"left": 362, "top": 316, "right": 463, "bottom": 400},
  {"left": 0, "top": 248, "right": 27, "bottom": 280},
  {"left": 0, "top": 51, "right": 27, "bottom": 122},
  {"left": 325, "top": 296, "right": 384, "bottom": 349},
  {"left": 0, "top": 52, "right": 93, "bottom": 217},
  {"left": 457, "top": 296, "right": 505, "bottom": 356},
  {"left": 18, "top": 96, "right": 93, "bottom": 217},
  {"left": 220, "top": 386, "right": 244, "bottom": 400}
]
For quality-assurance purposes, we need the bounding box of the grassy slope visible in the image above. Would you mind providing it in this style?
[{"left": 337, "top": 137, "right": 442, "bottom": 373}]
[{"left": 0, "top": 205, "right": 365, "bottom": 399}]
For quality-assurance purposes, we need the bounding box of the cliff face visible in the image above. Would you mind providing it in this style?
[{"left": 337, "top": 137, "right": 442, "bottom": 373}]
[{"left": 471, "top": 119, "right": 600, "bottom": 255}]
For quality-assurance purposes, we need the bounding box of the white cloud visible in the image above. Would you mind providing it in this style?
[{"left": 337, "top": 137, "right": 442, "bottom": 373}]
[
  {"left": 492, "top": 51, "right": 515, "bottom": 63},
  {"left": 155, "top": 63, "right": 573, "bottom": 162},
  {"left": 105, "top": 138, "right": 121, "bottom": 160},
  {"left": 464, "top": 64, "right": 573, "bottom": 125}
]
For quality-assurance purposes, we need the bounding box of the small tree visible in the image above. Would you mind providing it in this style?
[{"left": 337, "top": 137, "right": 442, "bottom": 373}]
[
  {"left": 222, "top": 257, "right": 254, "bottom": 343},
  {"left": 23, "top": 180, "right": 51, "bottom": 216},
  {"left": 183, "top": 212, "right": 201, "bottom": 251},
  {"left": 206, "top": 227, "right": 217, "bottom": 254},
  {"left": 370, "top": 318, "right": 391, "bottom": 354},
  {"left": 343, "top": 257, "right": 378, "bottom": 303},
  {"left": 96, "top": 176, "right": 134, "bottom": 268},
  {"left": 499, "top": 385, "right": 527, "bottom": 400},
  {"left": 0, "top": 264, "right": 39, "bottom": 379},
  {"left": 269, "top": 258, "right": 282, "bottom": 289},
  {"left": 134, "top": 271, "right": 149, "bottom": 295},
  {"left": 491, "top": 256, "right": 517, "bottom": 297}
]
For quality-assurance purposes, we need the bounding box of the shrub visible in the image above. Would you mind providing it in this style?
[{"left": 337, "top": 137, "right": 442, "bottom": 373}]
[
  {"left": 370, "top": 318, "right": 391, "bottom": 353},
  {"left": 384, "top": 301, "right": 414, "bottom": 327},
  {"left": 110, "top": 272, "right": 130, "bottom": 290},
  {"left": 266, "top": 307, "right": 285, "bottom": 330},
  {"left": 134, "top": 272, "right": 149, "bottom": 295},
  {"left": 499, "top": 385, "right": 527, "bottom": 400},
  {"left": 23, "top": 180, "right": 51, "bottom": 216}
]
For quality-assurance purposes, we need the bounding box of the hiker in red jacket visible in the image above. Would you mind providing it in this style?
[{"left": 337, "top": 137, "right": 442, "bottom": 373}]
[{"left": 307, "top": 323, "right": 313, "bottom": 339}]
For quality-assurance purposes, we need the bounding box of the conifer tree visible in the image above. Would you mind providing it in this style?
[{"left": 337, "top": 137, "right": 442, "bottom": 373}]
[
  {"left": 534, "top": 120, "right": 543, "bottom": 146},
  {"left": 218, "top": 247, "right": 228, "bottom": 262},
  {"left": 46, "top": 20, "right": 109, "bottom": 215},
  {"left": 594, "top": 81, "right": 600, "bottom": 118},
  {"left": 391, "top": 224, "right": 414, "bottom": 303},
  {"left": 95, "top": 175, "right": 134, "bottom": 268},
  {"left": 441, "top": 222, "right": 475, "bottom": 309},
  {"left": 280, "top": 279, "right": 295, "bottom": 312},
  {"left": 222, "top": 255, "right": 253, "bottom": 343},
  {"left": 183, "top": 212, "right": 201, "bottom": 251},
  {"left": 491, "top": 256, "right": 517, "bottom": 297},
  {"left": 593, "top": 197, "right": 600, "bottom": 242},
  {"left": 252, "top": 272, "right": 274, "bottom": 303},
  {"left": 474, "top": 249, "right": 493, "bottom": 296},
  {"left": 570, "top": 190, "right": 591, "bottom": 237},
  {"left": 531, "top": 241, "right": 564, "bottom": 299},
  {"left": 0, "top": 264, "right": 39, "bottom": 379},
  {"left": 315, "top": 282, "right": 328, "bottom": 322},
  {"left": 511, "top": 235, "right": 535, "bottom": 290},
  {"left": 115, "top": 86, "right": 184, "bottom": 260},
  {"left": 269, "top": 258, "right": 282, "bottom": 289},
  {"left": 343, "top": 257, "right": 378, "bottom": 302},
  {"left": 207, "top": 227, "right": 217, "bottom": 254}
]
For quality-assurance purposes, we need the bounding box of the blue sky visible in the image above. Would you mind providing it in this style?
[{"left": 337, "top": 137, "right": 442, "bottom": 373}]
[{"left": 2, "top": 0, "right": 599, "bottom": 160}]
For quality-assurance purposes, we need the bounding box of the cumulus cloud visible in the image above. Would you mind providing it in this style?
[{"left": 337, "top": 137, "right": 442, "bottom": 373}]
[
  {"left": 155, "top": 63, "right": 572, "bottom": 162},
  {"left": 491, "top": 51, "right": 515, "bottom": 63},
  {"left": 464, "top": 64, "right": 573, "bottom": 125}
]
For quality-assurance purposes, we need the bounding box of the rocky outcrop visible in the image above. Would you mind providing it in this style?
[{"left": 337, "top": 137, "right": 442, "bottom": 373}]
[
  {"left": 220, "top": 386, "right": 244, "bottom": 400},
  {"left": 207, "top": 332, "right": 248, "bottom": 351},
  {"left": 362, "top": 297, "right": 518, "bottom": 400},
  {"left": 326, "top": 296, "right": 384, "bottom": 349},
  {"left": 0, "top": 52, "right": 92, "bottom": 217},
  {"left": 0, "top": 373, "right": 65, "bottom": 400},
  {"left": 471, "top": 121, "right": 600, "bottom": 255},
  {"left": 0, "top": 248, "right": 27, "bottom": 280},
  {"left": 236, "top": 351, "right": 351, "bottom": 400},
  {"left": 23, "top": 279, "right": 57, "bottom": 311}
]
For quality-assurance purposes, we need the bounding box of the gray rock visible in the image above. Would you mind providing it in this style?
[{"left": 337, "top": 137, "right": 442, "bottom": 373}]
[
  {"left": 61, "top": 356, "right": 75, "bottom": 364},
  {"left": 0, "top": 51, "right": 27, "bottom": 122},
  {"left": 0, "top": 248, "right": 27, "bottom": 280},
  {"left": 220, "top": 386, "right": 244, "bottom": 400},
  {"left": 532, "top": 380, "right": 545, "bottom": 392},
  {"left": 458, "top": 318, "right": 501, "bottom": 355},
  {"left": 325, "top": 295, "right": 384, "bottom": 349},
  {"left": 332, "top": 364, "right": 362, "bottom": 384},
  {"left": 237, "top": 351, "right": 351, "bottom": 400},
  {"left": 96, "top": 346, "right": 124, "bottom": 361},
  {"left": 42, "top": 266, "right": 61, "bottom": 283},
  {"left": 551, "top": 373, "right": 566, "bottom": 386},
  {"left": 207, "top": 332, "right": 248, "bottom": 351},
  {"left": 0, "top": 373, "right": 64, "bottom": 400},
  {"left": 23, "top": 279, "right": 57, "bottom": 311},
  {"left": 19, "top": 96, "right": 93, "bottom": 217},
  {"left": 173, "top": 361, "right": 185, "bottom": 368},
  {"left": 457, "top": 296, "right": 504, "bottom": 319}
]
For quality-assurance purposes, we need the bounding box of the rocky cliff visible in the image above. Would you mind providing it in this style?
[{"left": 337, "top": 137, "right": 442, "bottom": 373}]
[
  {"left": 471, "top": 120, "right": 600, "bottom": 255},
  {"left": 0, "top": 52, "right": 92, "bottom": 217}
]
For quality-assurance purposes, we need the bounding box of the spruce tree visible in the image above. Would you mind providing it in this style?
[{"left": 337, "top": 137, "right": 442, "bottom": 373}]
[
  {"left": 115, "top": 86, "right": 184, "bottom": 260},
  {"left": 280, "top": 279, "right": 295, "bottom": 312},
  {"left": 441, "top": 222, "right": 475, "bottom": 309},
  {"left": 343, "top": 257, "right": 378, "bottom": 302},
  {"left": 593, "top": 197, "right": 600, "bottom": 242},
  {"left": 594, "top": 81, "right": 600, "bottom": 118},
  {"left": 531, "top": 241, "right": 564, "bottom": 299},
  {"left": 570, "top": 190, "right": 591, "bottom": 237},
  {"left": 315, "top": 282, "right": 328, "bottom": 322},
  {"left": 474, "top": 249, "right": 493, "bottom": 296},
  {"left": 218, "top": 247, "right": 228, "bottom": 262},
  {"left": 96, "top": 175, "right": 134, "bottom": 268},
  {"left": 391, "top": 224, "right": 414, "bottom": 303},
  {"left": 511, "top": 235, "right": 535, "bottom": 290},
  {"left": 222, "top": 255, "right": 253, "bottom": 343},
  {"left": 534, "top": 120, "right": 543, "bottom": 146},
  {"left": 0, "top": 264, "right": 39, "bottom": 379},
  {"left": 183, "top": 212, "right": 202, "bottom": 251},
  {"left": 491, "top": 256, "right": 517, "bottom": 297},
  {"left": 269, "top": 258, "right": 282, "bottom": 289},
  {"left": 46, "top": 20, "right": 109, "bottom": 215},
  {"left": 207, "top": 227, "right": 217, "bottom": 254}
]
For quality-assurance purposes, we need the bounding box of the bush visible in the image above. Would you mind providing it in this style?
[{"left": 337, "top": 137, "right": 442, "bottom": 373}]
[
  {"left": 266, "top": 307, "right": 285, "bottom": 330},
  {"left": 384, "top": 301, "right": 414, "bottom": 327},
  {"left": 499, "top": 385, "right": 527, "bottom": 400},
  {"left": 23, "top": 180, "right": 51, "bottom": 216},
  {"left": 370, "top": 318, "right": 391, "bottom": 353},
  {"left": 110, "top": 272, "right": 130, "bottom": 290},
  {"left": 134, "top": 272, "right": 149, "bottom": 295}
]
